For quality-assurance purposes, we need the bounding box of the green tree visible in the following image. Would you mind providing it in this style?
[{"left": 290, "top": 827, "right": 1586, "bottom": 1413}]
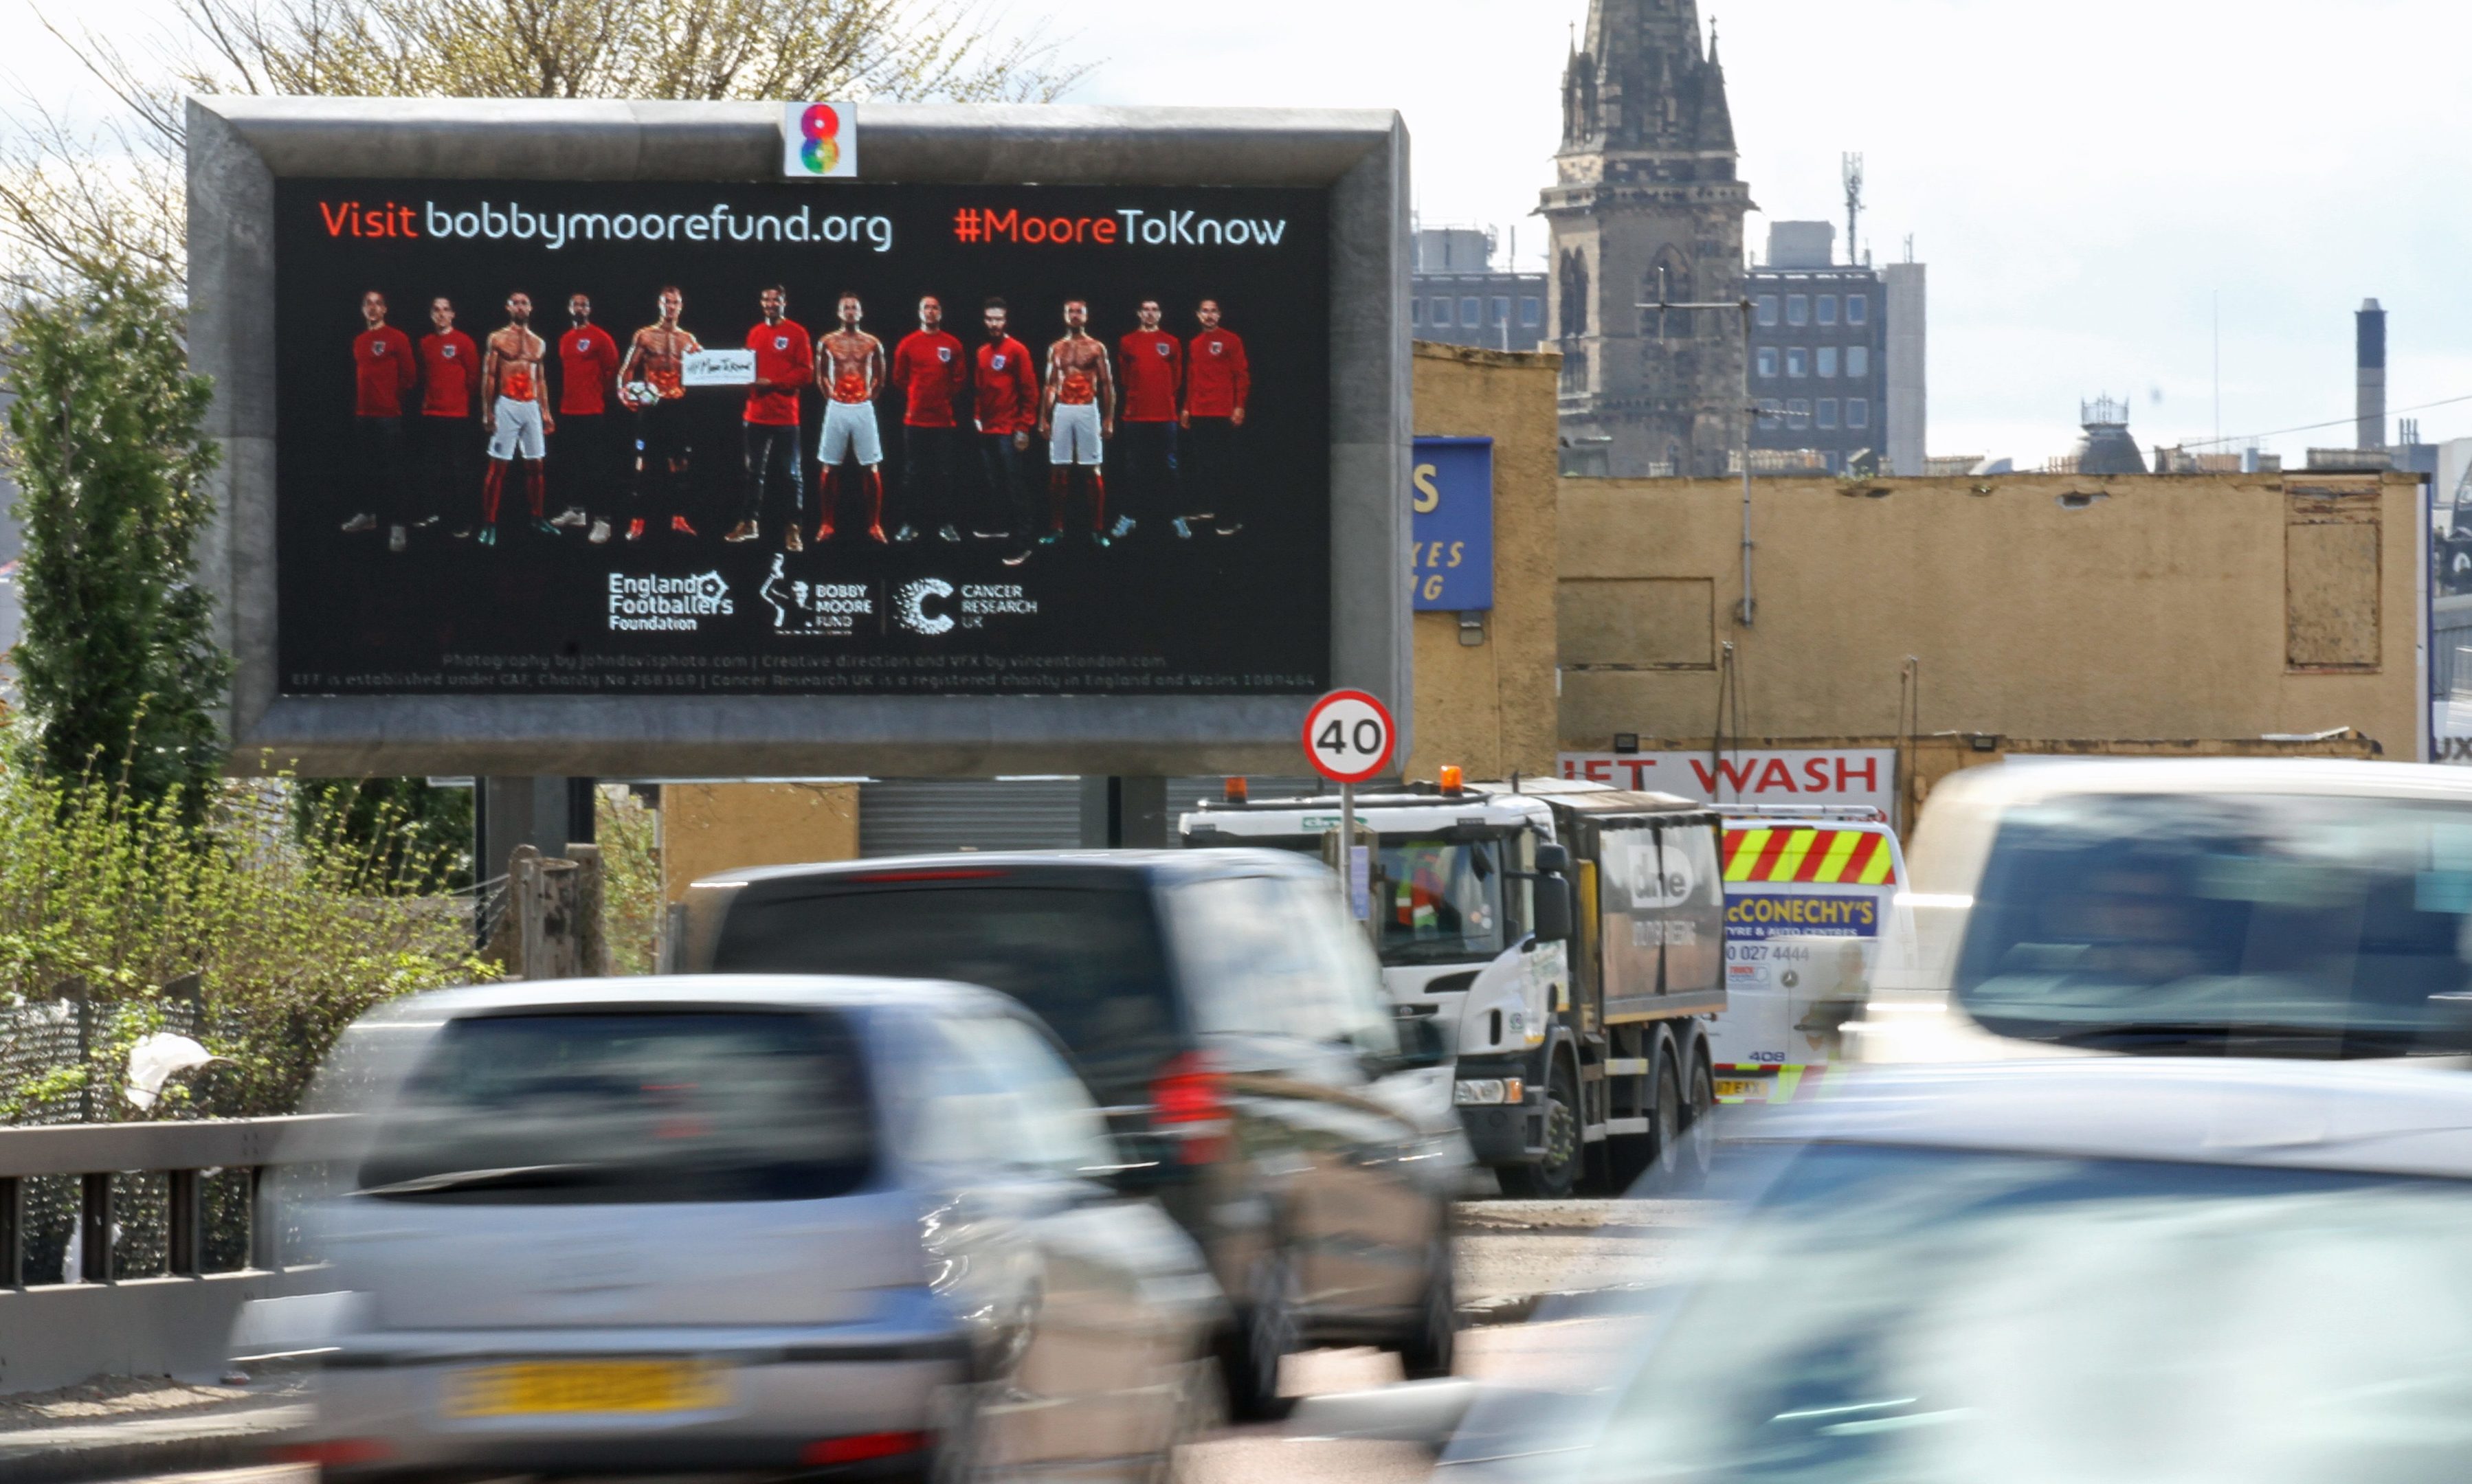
[
  {"left": 291, "top": 777, "right": 476, "bottom": 893},
  {"left": 2, "top": 265, "right": 227, "bottom": 816}
]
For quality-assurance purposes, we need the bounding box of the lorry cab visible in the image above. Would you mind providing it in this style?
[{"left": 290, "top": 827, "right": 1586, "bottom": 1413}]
[{"left": 1182, "top": 782, "right": 1562, "bottom": 1068}]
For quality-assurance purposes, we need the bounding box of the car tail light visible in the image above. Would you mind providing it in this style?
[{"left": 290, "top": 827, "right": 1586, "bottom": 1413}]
[
  {"left": 802, "top": 1430, "right": 931, "bottom": 1465},
  {"left": 276, "top": 1439, "right": 393, "bottom": 1468},
  {"left": 1152, "top": 1050, "right": 1232, "bottom": 1164}
]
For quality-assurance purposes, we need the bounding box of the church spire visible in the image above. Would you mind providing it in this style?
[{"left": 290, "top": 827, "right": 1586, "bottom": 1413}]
[{"left": 1563, "top": 0, "right": 1738, "bottom": 163}]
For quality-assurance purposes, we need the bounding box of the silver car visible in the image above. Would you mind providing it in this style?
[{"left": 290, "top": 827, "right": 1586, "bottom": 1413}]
[
  {"left": 1313, "top": 1057, "right": 2472, "bottom": 1480},
  {"left": 287, "top": 975, "right": 1223, "bottom": 1482}
]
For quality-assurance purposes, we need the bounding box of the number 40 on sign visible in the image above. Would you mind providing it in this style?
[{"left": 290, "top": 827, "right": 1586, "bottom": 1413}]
[{"left": 1302, "top": 689, "right": 1395, "bottom": 785}]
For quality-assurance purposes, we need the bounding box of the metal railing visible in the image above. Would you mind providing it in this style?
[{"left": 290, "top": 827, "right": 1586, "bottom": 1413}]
[{"left": 0, "top": 1114, "right": 356, "bottom": 1393}]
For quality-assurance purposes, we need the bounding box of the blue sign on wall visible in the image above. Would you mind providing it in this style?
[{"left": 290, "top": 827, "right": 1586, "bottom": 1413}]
[{"left": 1411, "top": 436, "right": 1493, "bottom": 611}]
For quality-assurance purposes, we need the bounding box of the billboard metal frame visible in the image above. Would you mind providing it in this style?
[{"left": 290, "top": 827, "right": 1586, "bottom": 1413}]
[{"left": 188, "top": 97, "right": 1411, "bottom": 777}]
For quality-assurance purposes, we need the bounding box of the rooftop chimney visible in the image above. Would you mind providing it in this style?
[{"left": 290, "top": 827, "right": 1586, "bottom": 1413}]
[{"left": 2357, "top": 298, "right": 2386, "bottom": 450}]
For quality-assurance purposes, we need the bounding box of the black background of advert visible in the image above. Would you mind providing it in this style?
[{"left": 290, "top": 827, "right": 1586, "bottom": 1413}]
[{"left": 274, "top": 178, "right": 1331, "bottom": 697}]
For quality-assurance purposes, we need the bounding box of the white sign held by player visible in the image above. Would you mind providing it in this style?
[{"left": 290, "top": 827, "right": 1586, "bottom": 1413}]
[
  {"left": 1303, "top": 688, "right": 1396, "bottom": 785},
  {"left": 680, "top": 349, "right": 756, "bottom": 386}
]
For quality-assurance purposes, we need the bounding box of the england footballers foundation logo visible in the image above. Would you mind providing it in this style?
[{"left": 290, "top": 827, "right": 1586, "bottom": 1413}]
[{"left": 610, "top": 571, "right": 733, "bottom": 631}]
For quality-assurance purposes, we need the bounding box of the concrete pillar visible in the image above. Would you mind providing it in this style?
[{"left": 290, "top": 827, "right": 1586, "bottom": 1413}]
[{"left": 1080, "top": 776, "right": 1170, "bottom": 848}]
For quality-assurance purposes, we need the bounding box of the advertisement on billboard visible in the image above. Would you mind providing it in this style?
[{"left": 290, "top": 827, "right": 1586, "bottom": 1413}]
[
  {"left": 278, "top": 178, "right": 1330, "bottom": 699},
  {"left": 1557, "top": 748, "right": 1896, "bottom": 814}
]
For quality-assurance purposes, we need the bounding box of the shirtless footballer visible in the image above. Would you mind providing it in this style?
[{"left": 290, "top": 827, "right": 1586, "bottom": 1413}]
[
  {"left": 1037, "top": 298, "right": 1115, "bottom": 548},
  {"left": 618, "top": 285, "right": 702, "bottom": 541},
  {"left": 814, "top": 291, "right": 889, "bottom": 543},
  {"left": 478, "top": 291, "right": 555, "bottom": 548}
]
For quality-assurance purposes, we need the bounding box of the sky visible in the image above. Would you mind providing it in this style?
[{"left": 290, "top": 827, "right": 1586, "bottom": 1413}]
[{"left": 10, "top": 0, "right": 2470, "bottom": 466}]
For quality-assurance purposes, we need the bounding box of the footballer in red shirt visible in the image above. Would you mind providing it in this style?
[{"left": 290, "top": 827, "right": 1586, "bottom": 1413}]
[
  {"left": 550, "top": 293, "right": 623, "bottom": 542},
  {"left": 971, "top": 297, "right": 1040, "bottom": 563},
  {"left": 346, "top": 290, "right": 418, "bottom": 547},
  {"left": 1114, "top": 298, "right": 1183, "bottom": 542},
  {"left": 725, "top": 285, "right": 814, "bottom": 552},
  {"left": 1179, "top": 298, "right": 1251, "bottom": 537},
  {"left": 889, "top": 295, "right": 970, "bottom": 543},
  {"left": 416, "top": 296, "right": 480, "bottom": 540}
]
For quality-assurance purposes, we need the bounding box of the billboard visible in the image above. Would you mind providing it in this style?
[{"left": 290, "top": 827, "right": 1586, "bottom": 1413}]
[
  {"left": 189, "top": 100, "right": 1409, "bottom": 776},
  {"left": 278, "top": 179, "right": 1327, "bottom": 699}
]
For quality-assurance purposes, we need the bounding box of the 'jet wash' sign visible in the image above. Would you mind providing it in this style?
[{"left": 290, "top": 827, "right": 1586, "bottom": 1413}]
[{"left": 1559, "top": 748, "right": 1895, "bottom": 815}]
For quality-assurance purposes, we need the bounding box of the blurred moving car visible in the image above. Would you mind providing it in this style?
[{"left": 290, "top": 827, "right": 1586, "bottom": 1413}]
[
  {"left": 288, "top": 975, "right": 1222, "bottom": 1483},
  {"left": 1331, "top": 1058, "right": 2472, "bottom": 1481},
  {"left": 1845, "top": 759, "right": 2472, "bottom": 1063},
  {"left": 674, "top": 850, "right": 1468, "bottom": 1419}
]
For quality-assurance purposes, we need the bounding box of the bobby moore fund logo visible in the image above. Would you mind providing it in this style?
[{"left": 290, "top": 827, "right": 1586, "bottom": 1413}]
[{"left": 783, "top": 102, "right": 858, "bottom": 179}]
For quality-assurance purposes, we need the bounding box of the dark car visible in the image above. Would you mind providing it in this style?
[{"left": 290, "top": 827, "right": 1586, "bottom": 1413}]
[{"left": 675, "top": 848, "right": 1469, "bottom": 1419}]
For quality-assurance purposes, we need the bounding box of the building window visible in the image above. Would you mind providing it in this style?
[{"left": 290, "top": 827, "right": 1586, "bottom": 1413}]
[
  {"left": 1787, "top": 398, "right": 1811, "bottom": 427},
  {"left": 1520, "top": 297, "right": 1541, "bottom": 327},
  {"left": 1817, "top": 295, "right": 1838, "bottom": 326},
  {"left": 1847, "top": 345, "right": 1869, "bottom": 378},
  {"left": 1461, "top": 297, "right": 1482, "bottom": 326},
  {"left": 1786, "top": 294, "right": 1809, "bottom": 326},
  {"left": 1757, "top": 399, "right": 1782, "bottom": 429},
  {"left": 1847, "top": 294, "right": 1869, "bottom": 325},
  {"left": 1817, "top": 398, "right": 1838, "bottom": 429},
  {"left": 1756, "top": 346, "right": 1779, "bottom": 378},
  {"left": 1786, "top": 348, "right": 1808, "bottom": 379},
  {"left": 1757, "top": 295, "right": 1780, "bottom": 326},
  {"left": 1849, "top": 397, "right": 1870, "bottom": 429},
  {"left": 1817, "top": 346, "right": 1838, "bottom": 378},
  {"left": 1410, "top": 297, "right": 1422, "bottom": 327},
  {"left": 1492, "top": 297, "right": 1511, "bottom": 327},
  {"left": 1432, "top": 297, "right": 1452, "bottom": 327}
]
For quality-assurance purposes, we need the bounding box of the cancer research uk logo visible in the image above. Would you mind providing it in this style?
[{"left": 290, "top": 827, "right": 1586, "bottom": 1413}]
[
  {"left": 895, "top": 578, "right": 1038, "bottom": 636},
  {"left": 783, "top": 102, "right": 857, "bottom": 179},
  {"left": 610, "top": 572, "right": 733, "bottom": 632}
]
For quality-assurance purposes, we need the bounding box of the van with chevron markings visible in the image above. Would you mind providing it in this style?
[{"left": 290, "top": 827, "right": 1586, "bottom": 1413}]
[{"left": 1705, "top": 808, "right": 1911, "bottom": 1103}]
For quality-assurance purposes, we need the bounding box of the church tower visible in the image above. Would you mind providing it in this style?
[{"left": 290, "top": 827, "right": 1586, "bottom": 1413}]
[{"left": 1543, "top": 1, "right": 1752, "bottom": 476}]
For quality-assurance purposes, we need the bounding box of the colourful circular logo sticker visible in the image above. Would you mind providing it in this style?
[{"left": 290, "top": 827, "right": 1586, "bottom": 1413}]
[{"left": 798, "top": 104, "right": 842, "bottom": 174}]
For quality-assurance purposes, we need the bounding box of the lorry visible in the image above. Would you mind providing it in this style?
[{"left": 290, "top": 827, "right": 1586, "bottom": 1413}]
[
  {"left": 1702, "top": 807, "right": 1911, "bottom": 1104},
  {"left": 1179, "top": 774, "right": 1726, "bottom": 1197}
]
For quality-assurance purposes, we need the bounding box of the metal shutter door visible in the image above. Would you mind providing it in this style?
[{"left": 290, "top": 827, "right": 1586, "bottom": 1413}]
[{"left": 858, "top": 778, "right": 1086, "bottom": 857}]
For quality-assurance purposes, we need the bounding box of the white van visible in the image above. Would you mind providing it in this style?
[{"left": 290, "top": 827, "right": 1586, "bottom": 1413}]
[
  {"left": 1706, "top": 809, "right": 1911, "bottom": 1102},
  {"left": 1843, "top": 758, "right": 2472, "bottom": 1065}
]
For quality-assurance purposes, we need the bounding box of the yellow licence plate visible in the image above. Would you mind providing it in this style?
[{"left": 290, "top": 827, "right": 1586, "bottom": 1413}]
[
  {"left": 1713, "top": 1079, "right": 1765, "bottom": 1101},
  {"left": 443, "top": 1360, "right": 731, "bottom": 1417}
]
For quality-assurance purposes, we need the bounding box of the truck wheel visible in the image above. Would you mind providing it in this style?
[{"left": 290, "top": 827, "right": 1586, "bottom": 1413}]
[
  {"left": 1499, "top": 1060, "right": 1580, "bottom": 1199},
  {"left": 1673, "top": 1053, "right": 1718, "bottom": 1184},
  {"left": 1649, "top": 1050, "right": 1682, "bottom": 1174}
]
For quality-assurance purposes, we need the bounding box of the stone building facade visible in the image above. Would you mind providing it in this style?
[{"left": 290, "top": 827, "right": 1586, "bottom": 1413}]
[{"left": 1542, "top": 0, "right": 1752, "bottom": 477}]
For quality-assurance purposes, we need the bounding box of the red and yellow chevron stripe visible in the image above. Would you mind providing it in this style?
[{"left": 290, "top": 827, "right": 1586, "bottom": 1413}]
[{"left": 1722, "top": 827, "right": 1898, "bottom": 886}]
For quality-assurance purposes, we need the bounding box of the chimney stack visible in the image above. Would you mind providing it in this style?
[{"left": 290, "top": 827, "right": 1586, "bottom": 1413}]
[{"left": 2357, "top": 298, "right": 2387, "bottom": 450}]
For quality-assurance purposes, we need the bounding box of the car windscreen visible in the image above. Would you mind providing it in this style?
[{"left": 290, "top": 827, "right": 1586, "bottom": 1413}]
[
  {"left": 1373, "top": 839, "right": 1507, "bottom": 964},
  {"left": 1572, "top": 1143, "right": 2472, "bottom": 1481},
  {"left": 1952, "top": 791, "right": 2472, "bottom": 1053},
  {"left": 357, "top": 1010, "right": 873, "bottom": 1203},
  {"left": 710, "top": 885, "right": 1179, "bottom": 1103}
]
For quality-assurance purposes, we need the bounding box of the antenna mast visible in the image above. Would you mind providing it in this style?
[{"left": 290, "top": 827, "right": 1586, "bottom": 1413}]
[{"left": 1841, "top": 153, "right": 1865, "bottom": 267}]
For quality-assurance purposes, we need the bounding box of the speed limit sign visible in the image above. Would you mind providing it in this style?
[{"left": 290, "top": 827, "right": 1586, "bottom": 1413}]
[{"left": 1302, "top": 689, "right": 1396, "bottom": 785}]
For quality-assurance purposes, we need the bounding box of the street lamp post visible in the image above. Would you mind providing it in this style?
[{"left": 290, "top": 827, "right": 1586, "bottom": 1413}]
[{"left": 1638, "top": 295, "right": 1757, "bottom": 626}]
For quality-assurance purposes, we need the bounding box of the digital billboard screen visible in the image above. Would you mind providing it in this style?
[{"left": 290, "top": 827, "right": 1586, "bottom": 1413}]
[{"left": 273, "top": 179, "right": 1330, "bottom": 699}]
